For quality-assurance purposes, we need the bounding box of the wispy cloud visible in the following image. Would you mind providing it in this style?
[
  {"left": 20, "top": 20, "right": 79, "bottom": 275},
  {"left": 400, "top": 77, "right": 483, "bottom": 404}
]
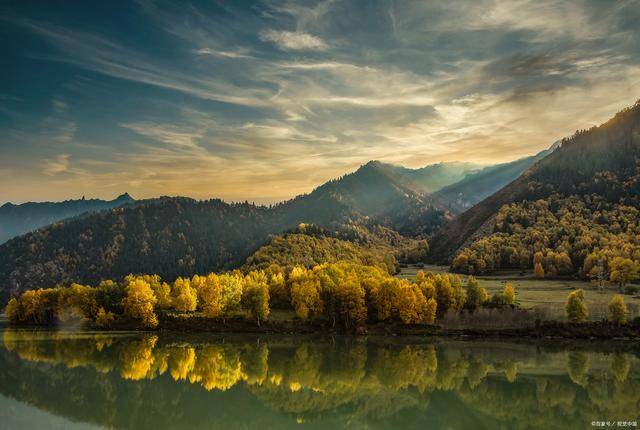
[
  {"left": 260, "top": 29, "right": 327, "bottom": 50},
  {"left": 2, "top": 0, "right": 640, "bottom": 203},
  {"left": 41, "top": 154, "right": 71, "bottom": 175}
]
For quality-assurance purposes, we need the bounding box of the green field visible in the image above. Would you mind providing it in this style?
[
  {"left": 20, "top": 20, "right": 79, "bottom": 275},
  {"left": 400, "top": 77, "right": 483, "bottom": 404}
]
[{"left": 398, "top": 265, "right": 640, "bottom": 321}]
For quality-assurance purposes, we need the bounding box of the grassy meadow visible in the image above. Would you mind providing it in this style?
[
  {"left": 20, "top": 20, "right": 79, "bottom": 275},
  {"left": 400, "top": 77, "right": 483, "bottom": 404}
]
[{"left": 399, "top": 265, "right": 640, "bottom": 321}]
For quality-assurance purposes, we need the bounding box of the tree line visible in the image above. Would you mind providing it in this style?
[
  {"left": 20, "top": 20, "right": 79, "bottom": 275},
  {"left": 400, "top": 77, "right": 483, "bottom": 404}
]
[{"left": 5, "top": 261, "right": 517, "bottom": 330}]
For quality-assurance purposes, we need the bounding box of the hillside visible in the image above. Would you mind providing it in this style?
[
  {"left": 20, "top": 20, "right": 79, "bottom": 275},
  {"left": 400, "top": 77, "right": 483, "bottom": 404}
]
[
  {"left": 278, "top": 160, "right": 453, "bottom": 236},
  {"left": 0, "top": 162, "right": 443, "bottom": 301},
  {"left": 429, "top": 100, "right": 640, "bottom": 265},
  {"left": 0, "top": 193, "right": 134, "bottom": 244},
  {"left": 435, "top": 144, "right": 557, "bottom": 213}
]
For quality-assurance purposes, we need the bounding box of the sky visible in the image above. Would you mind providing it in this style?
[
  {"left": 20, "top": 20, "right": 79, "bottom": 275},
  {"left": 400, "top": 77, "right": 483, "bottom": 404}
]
[{"left": 1, "top": 0, "right": 639, "bottom": 204}]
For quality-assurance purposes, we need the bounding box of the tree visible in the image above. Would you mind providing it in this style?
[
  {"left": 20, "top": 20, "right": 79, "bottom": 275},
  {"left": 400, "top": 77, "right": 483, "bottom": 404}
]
[
  {"left": 243, "top": 271, "right": 270, "bottom": 325},
  {"left": 122, "top": 278, "right": 158, "bottom": 328},
  {"left": 218, "top": 273, "right": 244, "bottom": 316},
  {"left": 57, "top": 283, "right": 97, "bottom": 322},
  {"left": 565, "top": 289, "right": 588, "bottom": 323},
  {"left": 534, "top": 263, "right": 545, "bottom": 278},
  {"left": 503, "top": 283, "right": 516, "bottom": 306},
  {"left": 5, "top": 298, "right": 20, "bottom": 324},
  {"left": 333, "top": 271, "right": 366, "bottom": 329},
  {"left": 171, "top": 277, "right": 197, "bottom": 312},
  {"left": 267, "top": 271, "right": 289, "bottom": 309},
  {"left": 289, "top": 266, "right": 323, "bottom": 321},
  {"left": 95, "top": 307, "right": 115, "bottom": 328},
  {"left": 609, "top": 257, "right": 639, "bottom": 292},
  {"left": 465, "top": 276, "right": 489, "bottom": 310},
  {"left": 608, "top": 294, "right": 628, "bottom": 324},
  {"left": 199, "top": 273, "right": 223, "bottom": 318}
]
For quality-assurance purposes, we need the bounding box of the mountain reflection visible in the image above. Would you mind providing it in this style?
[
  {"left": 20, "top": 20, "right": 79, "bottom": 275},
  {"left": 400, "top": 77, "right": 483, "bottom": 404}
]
[{"left": 1, "top": 330, "right": 639, "bottom": 430}]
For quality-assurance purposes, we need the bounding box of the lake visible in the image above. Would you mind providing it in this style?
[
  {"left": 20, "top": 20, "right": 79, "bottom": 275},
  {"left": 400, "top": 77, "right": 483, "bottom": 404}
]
[{"left": 0, "top": 329, "right": 638, "bottom": 429}]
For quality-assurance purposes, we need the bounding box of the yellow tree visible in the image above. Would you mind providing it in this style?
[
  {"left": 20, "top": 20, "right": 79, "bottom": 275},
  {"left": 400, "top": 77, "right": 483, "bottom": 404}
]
[
  {"left": 199, "top": 273, "right": 223, "bottom": 318},
  {"left": 172, "top": 277, "right": 197, "bottom": 312},
  {"left": 289, "top": 266, "right": 323, "bottom": 321},
  {"left": 122, "top": 278, "right": 158, "bottom": 328},
  {"left": 465, "top": 276, "right": 489, "bottom": 310},
  {"left": 609, "top": 257, "right": 639, "bottom": 292},
  {"left": 334, "top": 270, "right": 366, "bottom": 328},
  {"left": 218, "top": 273, "right": 244, "bottom": 316},
  {"left": 565, "top": 289, "right": 588, "bottom": 323},
  {"left": 243, "top": 271, "right": 270, "bottom": 325},
  {"left": 503, "top": 283, "right": 516, "bottom": 306},
  {"left": 608, "top": 294, "right": 628, "bottom": 324},
  {"left": 57, "top": 283, "right": 98, "bottom": 322}
]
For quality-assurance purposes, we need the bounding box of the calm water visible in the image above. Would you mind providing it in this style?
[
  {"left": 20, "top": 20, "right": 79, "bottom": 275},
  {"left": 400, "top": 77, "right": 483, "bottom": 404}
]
[{"left": 0, "top": 329, "right": 638, "bottom": 429}]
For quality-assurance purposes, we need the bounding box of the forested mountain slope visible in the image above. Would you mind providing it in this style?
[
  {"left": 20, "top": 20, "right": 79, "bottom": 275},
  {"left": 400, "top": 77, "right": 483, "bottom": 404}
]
[
  {"left": 0, "top": 162, "right": 441, "bottom": 300},
  {"left": 0, "top": 193, "right": 134, "bottom": 244},
  {"left": 435, "top": 144, "right": 557, "bottom": 213},
  {"left": 429, "top": 100, "right": 640, "bottom": 273}
]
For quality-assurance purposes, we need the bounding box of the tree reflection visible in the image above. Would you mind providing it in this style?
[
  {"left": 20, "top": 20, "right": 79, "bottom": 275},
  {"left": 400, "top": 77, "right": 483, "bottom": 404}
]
[{"left": 1, "top": 330, "right": 639, "bottom": 429}]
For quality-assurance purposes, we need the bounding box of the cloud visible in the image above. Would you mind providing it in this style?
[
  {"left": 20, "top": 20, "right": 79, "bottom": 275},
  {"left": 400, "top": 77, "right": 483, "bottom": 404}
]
[
  {"left": 192, "top": 48, "right": 254, "bottom": 59},
  {"left": 260, "top": 29, "right": 327, "bottom": 50},
  {"left": 41, "top": 154, "right": 71, "bottom": 175},
  {"left": 2, "top": 0, "right": 640, "bottom": 203}
]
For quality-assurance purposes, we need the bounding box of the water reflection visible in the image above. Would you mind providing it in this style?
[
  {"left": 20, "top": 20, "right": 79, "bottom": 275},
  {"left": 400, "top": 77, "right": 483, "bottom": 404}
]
[{"left": 1, "top": 330, "right": 639, "bottom": 429}]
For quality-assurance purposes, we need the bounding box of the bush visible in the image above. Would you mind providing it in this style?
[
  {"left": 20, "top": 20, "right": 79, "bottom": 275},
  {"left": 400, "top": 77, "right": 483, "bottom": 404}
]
[
  {"left": 608, "top": 294, "right": 628, "bottom": 324},
  {"left": 565, "top": 289, "right": 588, "bottom": 323}
]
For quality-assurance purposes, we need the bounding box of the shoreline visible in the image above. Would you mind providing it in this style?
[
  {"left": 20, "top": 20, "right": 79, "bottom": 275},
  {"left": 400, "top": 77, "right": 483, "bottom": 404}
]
[{"left": 4, "top": 317, "right": 640, "bottom": 341}]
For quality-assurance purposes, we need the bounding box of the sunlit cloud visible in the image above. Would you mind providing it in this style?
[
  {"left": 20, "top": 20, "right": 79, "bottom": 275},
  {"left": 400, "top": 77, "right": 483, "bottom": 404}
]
[
  {"left": 1, "top": 0, "right": 640, "bottom": 203},
  {"left": 260, "top": 29, "right": 327, "bottom": 50}
]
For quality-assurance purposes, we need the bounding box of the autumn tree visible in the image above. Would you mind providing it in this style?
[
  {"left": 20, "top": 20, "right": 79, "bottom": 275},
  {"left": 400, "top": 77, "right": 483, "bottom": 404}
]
[
  {"left": 171, "top": 277, "right": 197, "bottom": 312},
  {"left": 565, "top": 289, "right": 588, "bottom": 323},
  {"left": 199, "top": 273, "right": 223, "bottom": 318},
  {"left": 243, "top": 271, "right": 270, "bottom": 325},
  {"left": 503, "top": 283, "right": 516, "bottom": 305},
  {"left": 465, "top": 276, "right": 489, "bottom": 310},
  {"left": 608, "top": 294, "right": 628, "bottom": 324},
  {"left": 218, "top": 273, "right": 244, "bottom": 316},
  {"left": 57, "top": 283, "right": 97, "bottom": 322},
  {"left": 289, "top": 266, "right": 323, "bottom": 321},
  {"left": 609, "top": 257, "right": 639, "bottom": 292},
  {"left": 122, "top": 278, "right": 158, "bottom": 328}
]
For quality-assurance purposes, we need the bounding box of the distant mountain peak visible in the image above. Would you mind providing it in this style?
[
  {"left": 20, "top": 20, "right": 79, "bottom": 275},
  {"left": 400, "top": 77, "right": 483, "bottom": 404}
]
[{"left": 115, "top": 192, "right": 134, "bottom": 201}]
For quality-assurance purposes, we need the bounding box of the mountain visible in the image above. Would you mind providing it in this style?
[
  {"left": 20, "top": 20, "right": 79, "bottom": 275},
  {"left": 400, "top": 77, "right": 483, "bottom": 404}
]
[
  {"left": 280, "top": 161, "right": 452, "bottom": 236},
  {"left": 435, "top": 144, "right": 558, "bottom": 213},
  {"left": 369, "top": 161, "right": 483, "bottom": 194},
  {"left": 429, "top": 100, "right": 640, "bottom": 265},
  {"left": 0, "top": 193, "right": 135, "bottom": 244},
  {"left": 0, "top": 162, "right": 444, "bottom": 300}
]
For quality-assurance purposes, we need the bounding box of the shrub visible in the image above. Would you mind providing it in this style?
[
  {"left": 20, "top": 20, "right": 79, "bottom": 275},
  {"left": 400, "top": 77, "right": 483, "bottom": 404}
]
[
  {"left": 565, "top": 289, "right": 588, "bottom": 323},
  {"left": 608, "top": 294, "right": 628, "bottom": 324}
]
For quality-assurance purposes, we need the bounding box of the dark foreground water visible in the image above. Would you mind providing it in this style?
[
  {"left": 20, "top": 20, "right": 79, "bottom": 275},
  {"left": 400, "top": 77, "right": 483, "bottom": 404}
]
[{"left": 0, "top": 329, "right": 638, "bottom": 429}]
